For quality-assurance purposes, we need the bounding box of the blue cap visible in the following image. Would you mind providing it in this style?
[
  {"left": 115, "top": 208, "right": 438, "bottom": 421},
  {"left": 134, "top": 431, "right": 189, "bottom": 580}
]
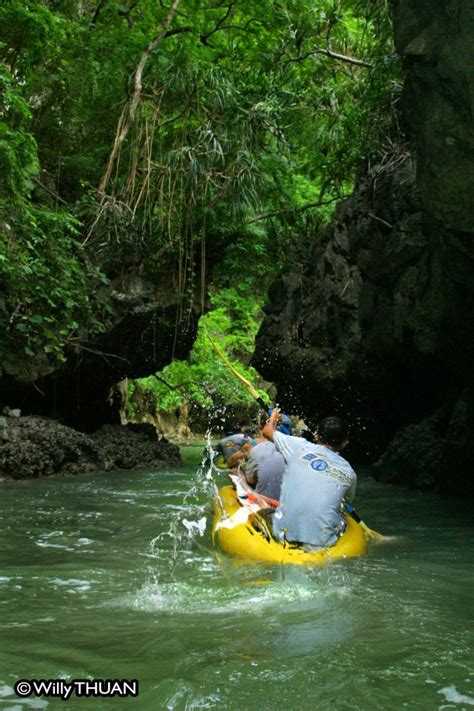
[{"left": 277, "top": 414, "right": 292, "bottom": 435}]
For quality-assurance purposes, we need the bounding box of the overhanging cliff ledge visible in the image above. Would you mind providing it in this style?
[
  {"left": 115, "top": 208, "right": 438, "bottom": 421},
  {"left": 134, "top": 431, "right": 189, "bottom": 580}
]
[{"left": 0, "top": 267, "right": 199, "bottom": 432}]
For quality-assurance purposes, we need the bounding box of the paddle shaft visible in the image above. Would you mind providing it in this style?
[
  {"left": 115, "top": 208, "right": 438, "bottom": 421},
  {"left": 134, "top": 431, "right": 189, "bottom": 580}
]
[
  {"left": 246, "top": 492, "right": 279, "bottom": 508},
  {"left": 206, "top": 331, "right": 269, "bottom": 415}
]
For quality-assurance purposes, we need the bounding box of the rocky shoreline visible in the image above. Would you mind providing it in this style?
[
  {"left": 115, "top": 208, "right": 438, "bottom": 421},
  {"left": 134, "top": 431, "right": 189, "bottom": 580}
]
[{"left": 0, "top": 416, "right": 180, "bottom": 480}]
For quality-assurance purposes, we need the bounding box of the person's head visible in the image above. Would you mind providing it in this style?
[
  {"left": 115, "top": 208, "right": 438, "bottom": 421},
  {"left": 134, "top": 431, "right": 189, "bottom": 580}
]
[
  {"left": 277, "top": 413, "right": 292, "bottom": 435},
  {"left": 315, "top": 416, "right": 348, "bottom": 451}
]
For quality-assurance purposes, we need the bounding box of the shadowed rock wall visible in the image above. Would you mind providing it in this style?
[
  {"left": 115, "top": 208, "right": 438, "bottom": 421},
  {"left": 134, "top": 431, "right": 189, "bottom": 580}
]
[
  {"left": 392, "top": 0, "right": 474, "bottom": 231},
  {"left": 0, "top": 268, "right": 198, "bottom": 431}
]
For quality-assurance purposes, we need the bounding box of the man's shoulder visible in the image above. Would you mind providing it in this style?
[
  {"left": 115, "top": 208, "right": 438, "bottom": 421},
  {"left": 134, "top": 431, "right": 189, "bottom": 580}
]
[
  {"left": 220, "top": 433, "right": 246, "bottom": 446},
  {"left": 273, "top": 430, "right": 309, "bottom": 454},
  {"left": 253, "top": 439, "right": 274, "bottom": 452},
  {"left": 332, "top": 451, "right": 356, "bottom": 477}
]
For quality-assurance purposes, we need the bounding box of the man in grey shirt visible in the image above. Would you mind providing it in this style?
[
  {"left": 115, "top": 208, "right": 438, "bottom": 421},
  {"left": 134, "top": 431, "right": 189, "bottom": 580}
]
[
  {"left": 262, "top": 411, "right": 356, "bottom": 548},
  {"left": 245, "top": 440, "right": 285, "bottom": 502}
]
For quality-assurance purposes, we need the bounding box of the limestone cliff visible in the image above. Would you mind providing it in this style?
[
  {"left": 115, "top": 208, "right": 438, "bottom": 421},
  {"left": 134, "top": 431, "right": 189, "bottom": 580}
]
[
  {"left": 253, "top": 1, "right": 474, "bottom": 495},
  {"left": 392, "top": 0, "right": 474, "bottom": 232}
]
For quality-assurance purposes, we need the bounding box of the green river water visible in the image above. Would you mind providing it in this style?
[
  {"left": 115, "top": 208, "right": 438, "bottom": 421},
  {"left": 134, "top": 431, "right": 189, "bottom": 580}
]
[{"left": 1, "top": 443, "right": 474, "bottom": 710}]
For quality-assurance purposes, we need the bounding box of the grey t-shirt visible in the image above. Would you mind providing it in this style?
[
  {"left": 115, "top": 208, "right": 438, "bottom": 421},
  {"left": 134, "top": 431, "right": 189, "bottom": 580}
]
[
  {"left": 272, "top": 430, "right": 357, "bottom": 547},
  {"left": 245, "top": 440, "right": 285, "bottom": 501}
]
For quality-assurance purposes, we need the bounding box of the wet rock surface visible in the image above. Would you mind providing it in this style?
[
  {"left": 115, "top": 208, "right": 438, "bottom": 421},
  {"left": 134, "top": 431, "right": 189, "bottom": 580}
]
[
  {"left": 373, "top": 390, "right": 474, "bottom": 496},
  {"left": 91, "top": 422, "right": 180, "bottom": 471},
  {"left": 0, "top": 417, "right": 180, "bottom": 480},
  {"left": 253, "top": 158, "right": 473, "bottom": 490}
]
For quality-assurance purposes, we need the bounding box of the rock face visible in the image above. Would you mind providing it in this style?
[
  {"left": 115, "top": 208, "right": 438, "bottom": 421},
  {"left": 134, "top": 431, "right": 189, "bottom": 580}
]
[
  {"left": 392, "top": 0, "right": 474, "bottom": 232},
  {"left": 0, "top": 270, "right": 198, "bottom": 432},
  {"left": 373, "top": 390, "right": 473, "bottom": 493},
  {"left": 253, "top": 0, "right": 474, "bottom": 494},
  {"left": 0, "top": 417, "right": 180, "bottom": 479},
  {"left": 92, "top": 422, "right": 181, "bottom": 471}
]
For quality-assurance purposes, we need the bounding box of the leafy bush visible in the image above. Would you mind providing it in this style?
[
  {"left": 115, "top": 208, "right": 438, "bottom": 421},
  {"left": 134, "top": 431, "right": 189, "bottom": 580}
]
[{"left": 127, "top": 286, "right": 270, "bottom": 425}]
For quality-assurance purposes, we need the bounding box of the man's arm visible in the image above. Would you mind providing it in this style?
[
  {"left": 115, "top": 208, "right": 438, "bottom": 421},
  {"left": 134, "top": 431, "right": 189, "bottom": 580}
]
[
  {"left": 262, "top": 409, "right": 281, "bottom": 441},
  {"left": 264, "top": 415, "right": 308, "bottom": 464},
  {"left": 226, "top": 441, "right": 253, "bottom": 469}
]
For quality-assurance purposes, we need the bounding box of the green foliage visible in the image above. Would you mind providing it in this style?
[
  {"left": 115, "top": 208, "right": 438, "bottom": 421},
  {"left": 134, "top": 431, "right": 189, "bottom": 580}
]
[
  {"left": 127, "top": 286, "right": 270, "bottom": 420},
  {"left": 0, "top": 63, "right": 37, "bottom": 201},
  {"left": 0, "top": 208, "right": 107, "bottom": 368},
  {"left": 0, "top": 0, "right": 401, "bottom": 387},
  {"left": 0, "top": 52, "right": 107, "bottom": 371}
]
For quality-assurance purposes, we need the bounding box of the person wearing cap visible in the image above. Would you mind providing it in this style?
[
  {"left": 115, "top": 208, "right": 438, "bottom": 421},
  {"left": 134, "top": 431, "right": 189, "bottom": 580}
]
[
  {"left": 215, "top": 432, "right": 254, "bottom": 467},
  {"left": 225, "top": 413, "right": 292, "bottom": 500},
  {"left": 262, "top": 411, "right": 356, "bottom": 548}
]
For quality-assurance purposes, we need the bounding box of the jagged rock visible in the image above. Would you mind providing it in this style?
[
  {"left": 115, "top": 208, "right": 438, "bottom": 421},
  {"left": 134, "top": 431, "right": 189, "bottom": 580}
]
[
  {"left": 0, "top": 417, "right": 180, "bottom": 479},
  {"left": 0, "top": 416, "right": 9, "bottom": 442},
  {"left": 253, "top": 152, "right": 474, "bottom": 470},
  {"left": 0, "top": 417, "right": 103, "bottom": 479},
  {"left": 373, "top": 410, "right": 447, "bottom": 491},
  {"left": 3, "top": 407, "right": 21, "bottom": 418},
  {"left": 393, "top": 0, "right": 474, "bottom": 231},
  {"left": 91, "top": 423, "right": 180, "bottom": 471},
  {"left": 373, "top": 390, "right": 474, "bottom": 496}
]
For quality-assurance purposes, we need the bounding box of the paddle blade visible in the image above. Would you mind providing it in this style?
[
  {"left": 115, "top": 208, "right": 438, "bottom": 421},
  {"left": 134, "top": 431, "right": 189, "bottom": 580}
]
[{"left": 360, "top": 521, "right": 385, "bottom": 543}]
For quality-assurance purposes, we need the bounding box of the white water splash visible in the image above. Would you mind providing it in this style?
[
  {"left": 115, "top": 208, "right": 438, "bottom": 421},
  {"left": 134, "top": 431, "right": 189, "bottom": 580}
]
[
  {"left": 123, "top": 578, "right": 340, "bottom": 615},
  {"left": 182, "top": 517, "right": 207, "bottom": 537},
  {"left": 149, "top": 432, "right": 217, "bottom": 566},
  {"left": 438, "top": 685, "right": 474, "bottom": 706}
]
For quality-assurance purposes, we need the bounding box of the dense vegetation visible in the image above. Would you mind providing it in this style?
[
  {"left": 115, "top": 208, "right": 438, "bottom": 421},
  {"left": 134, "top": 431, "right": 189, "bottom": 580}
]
[{"left": 0, "top": 0, "right": 401, "bottom": 423}]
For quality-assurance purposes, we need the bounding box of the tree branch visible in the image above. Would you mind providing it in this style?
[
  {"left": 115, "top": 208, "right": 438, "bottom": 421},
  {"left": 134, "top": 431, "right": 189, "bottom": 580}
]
[
  {"left": 117, "top": 1, "right": 140, "bottom": 28},
  {"left": 91, "top": 0, "right": 108, "bottom": 25},
  {"left": 245, "top": 195, "right": 345, "bottom": 224},
  {"left": 163, "top": 25, "right": 192, "bottom": 38},
  {"left": 152, "top": 374, "right": 183, "bottom": 391},
  {"left": 99, "top": 0, "right": 182, "bottom": 194},
  {"left": 201, "top": 14, "right": 270, "bottom": 44},
  {"left": 200, "top": 1, "right": 236, "bottom": 45},
  {"left": 32, "top": 176, "right": 67, "bottom": 205},
  {"left": 368, "top": 212, "right": 394, "bottom": 229},
  {"left": 151, "top": 374, "right": 214, "bottom": 398},
  {"left": 281, "top": 46, "right": 371, "bottom": 69}
]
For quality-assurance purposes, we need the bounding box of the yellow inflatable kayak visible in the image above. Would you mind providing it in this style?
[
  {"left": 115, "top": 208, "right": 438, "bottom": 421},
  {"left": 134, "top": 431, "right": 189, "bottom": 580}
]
[{"left": 212, "top": 485, "right": 369, "bottom": 565}]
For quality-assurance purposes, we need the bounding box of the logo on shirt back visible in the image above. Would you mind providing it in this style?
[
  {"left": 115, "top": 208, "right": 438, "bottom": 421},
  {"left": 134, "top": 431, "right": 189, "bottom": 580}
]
[
  {"left": 301, "top": 452, "right": 352, "bottom": 484},
  {"left": 302, "top": 453, "right": 328, "bottom": 470}
]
